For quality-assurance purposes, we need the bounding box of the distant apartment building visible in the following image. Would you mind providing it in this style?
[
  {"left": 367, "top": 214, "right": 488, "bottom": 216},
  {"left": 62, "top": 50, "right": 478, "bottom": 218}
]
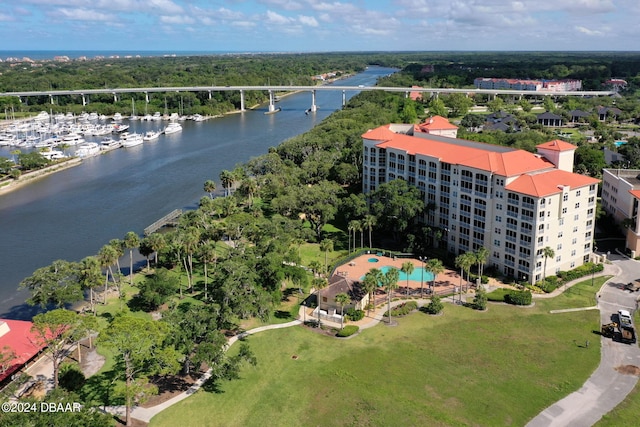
[
  {"left": 601, "top": 169, "right": 640, "bottom": 256},
  {"left": 474, "top": 78, "right": 582, "bottom": 92},
  {"left": 362, "top": 116, "right": 599, "bottom": 284}
]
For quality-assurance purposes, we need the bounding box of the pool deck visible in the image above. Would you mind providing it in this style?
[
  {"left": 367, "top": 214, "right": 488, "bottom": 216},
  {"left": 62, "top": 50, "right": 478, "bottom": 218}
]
[{"left": 334, "top": 253, "right": 464, "bottom": 294}]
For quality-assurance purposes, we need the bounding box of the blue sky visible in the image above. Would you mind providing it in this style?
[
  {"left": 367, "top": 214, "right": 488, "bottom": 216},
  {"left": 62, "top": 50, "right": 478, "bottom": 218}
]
[{"left": 1, "top": 0, "right": 638, "bottom": 53}]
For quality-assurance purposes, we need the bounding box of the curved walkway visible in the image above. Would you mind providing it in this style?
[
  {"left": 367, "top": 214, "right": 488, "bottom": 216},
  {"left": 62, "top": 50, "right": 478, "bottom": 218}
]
[{"left": 527, "top": 257, "right": 640, "bottom": 427}]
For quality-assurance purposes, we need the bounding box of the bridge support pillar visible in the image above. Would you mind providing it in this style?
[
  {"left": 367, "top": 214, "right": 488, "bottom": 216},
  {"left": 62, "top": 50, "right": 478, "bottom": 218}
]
[
  {"left": 405, "top": 91, "right": 409, "bottom": 98},
  {"left": 208, "top": 90, "right": 212, "bottom": 100},
  {"left": 240, "top": 90, "right": 245, "bottom": 112},
  {"left": 268, "top": 90, "right": 276, "bottom": 112},
  {"left": 82, "top": 95, "right": 86, "bottom": 106},
  {"left": 145, "top": 92, "right": 149, "bottom": 104},
  {"left": 310, "top": 90, "right": 317, "bottom": 112},
  {"left": 49, "top": 94, "right": 54, "bottom": 105},
  {"left": 113, "top": 93, "right": 118, "bottom": 103},
  {"left": 342, "top": 90, "right": 346, "bottom": 107}
]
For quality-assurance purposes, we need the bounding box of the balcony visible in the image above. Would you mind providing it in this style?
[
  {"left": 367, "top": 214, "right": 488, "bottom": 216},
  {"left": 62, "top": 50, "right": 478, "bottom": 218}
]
[
  {"left": 507, "top": 210, "right": 518, "bottom": 218},
  {"left": 506, "top": 223, "right": 517, "bottom": 231},
  {"left": 522, "top": 202, "right": 534, "bottom": 210},
  {"left": 506, "top": 235, "right": 516, "bottom": 243},
  {"left": 505, "top": 260, "right": 515, "bottom": 267},
  {"left": 505, "top": 247, "right": 516, "bottom": 255}
]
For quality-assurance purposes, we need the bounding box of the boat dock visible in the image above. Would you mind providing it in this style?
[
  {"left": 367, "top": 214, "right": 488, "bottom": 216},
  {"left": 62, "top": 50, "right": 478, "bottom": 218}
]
[{"left": 144, "top": 209, "right": 182, "bottom": 235}]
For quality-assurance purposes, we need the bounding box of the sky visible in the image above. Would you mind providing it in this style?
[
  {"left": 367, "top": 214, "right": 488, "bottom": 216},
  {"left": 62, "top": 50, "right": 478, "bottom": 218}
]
[{"left": 0, "top": 0, "right": 639, "bottom": 53}]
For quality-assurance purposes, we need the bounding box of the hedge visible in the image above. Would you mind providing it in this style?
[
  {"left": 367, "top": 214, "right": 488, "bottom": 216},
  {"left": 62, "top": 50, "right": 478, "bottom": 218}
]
[
  {"left": 345, "top": 308, "right": 365, "bottom": 322},
  {"left": 336, "top": 325, "right": 359, "bottom": 337},
  {"left": 384, "top": 301, "right": 418, "bottom": 317},
  {"left": 504, "top": 290, "right": 532, "bottom": 306}
]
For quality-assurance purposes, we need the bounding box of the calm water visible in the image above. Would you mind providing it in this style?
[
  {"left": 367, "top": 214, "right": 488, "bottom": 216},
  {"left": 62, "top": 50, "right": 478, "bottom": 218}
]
[{"left": 0, "top": 67, "right": 396, "bottom": 319}]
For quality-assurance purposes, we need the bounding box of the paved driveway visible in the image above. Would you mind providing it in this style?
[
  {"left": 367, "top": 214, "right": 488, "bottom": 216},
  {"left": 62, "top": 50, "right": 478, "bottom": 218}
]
[{"left": 527, "top": 256, "right": 640, "bottom": 426}]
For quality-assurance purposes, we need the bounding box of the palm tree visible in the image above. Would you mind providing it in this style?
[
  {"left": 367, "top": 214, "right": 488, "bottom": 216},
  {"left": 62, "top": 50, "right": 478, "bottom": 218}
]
[
  {"left": 181, "top": 228, "right": 201, "bottom": 293},
  {"left": 123, "top": 231, "right": 140, "bottom": 286},
  {"left": 425, "top": 258, "right": 444, "bottom": 297},
  {"left": 334, "top": 293, "right": 350, "bottom": 329},
  {"left": 319, "top": 238, "right": 334, "bottom": 276},
  {"left": 147, "top": 232, "right": 166, "bottom": 266},
  {"left": 109, "top": 238, "right": 124, "bottom": 276},
  {"left": 542, "top": 246, "right": 555, "bottom": 284},
  {"left": 198, "top": 241, "right": 217, "bottom": 301},
  {"left": 362, "top": 214, "right": 377, "bottom": 248},
  {"left": 219, "top": 169, "right": 234, "bottom": 196},
  {"left": 313, "top": 277, "right": 328, "bottom": 327},
  {"left": 381, "top": 268, "right": 400, "bottom": 324},
  {"left": 348, "top": 220, "right": 360, "bottom": 253},
  {"left": 97, "top": 244, "right": 118, "bottom": 305},
  {"left": 475, "top": 246, "right": 490, "bottom": 279},
  {"left": 361, "top": 272, "right": 379, "bottom": 315},
  {"left": 203, "top": 180, "right": 216, "bottom": 199},
  {"left": 77, "top": 256, "right": 102, "bottom": 315},
  {"left": 309, "top": 260, "right": 322, "bottom": 277},
  {"left": 401, "top": 261, "right": 415, "bottom": 296},
  {"left": 455, "top": 253, "right": 474, "bottom": 303}
]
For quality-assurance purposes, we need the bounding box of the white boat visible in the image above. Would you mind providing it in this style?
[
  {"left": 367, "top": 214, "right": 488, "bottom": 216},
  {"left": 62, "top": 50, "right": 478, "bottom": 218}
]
[
  {"left": 163, "top": 122, "right": 182, "bottom": 134},
  {"left": 112, "top": 123, "right": 129, "bottom": 133},
  {"left": 121, "top": 133, "right": 144, "bottom": 147},
  {"left": 152, "top": 112, "right": 162, "bottom": 121},
  {"left": 143, "top": 130, "right": 160, "bottom": 141},
  {"left": 192, "top": 114, "right": 205, "bottom": 122},
  {"left": 40, "top": 149, "right": 67, "bottom": 160},
  {"left": 113, "top": 113, "right": 123, "bottom": 121},
  {"left": 61, "top": 133, "right": 85, "bottom": 145},
  {"left": 99, "top": 138, "right": 122, "bottom": 151},
  {"left": 75, "top": 142, "right": 100, "bottom": 157}
]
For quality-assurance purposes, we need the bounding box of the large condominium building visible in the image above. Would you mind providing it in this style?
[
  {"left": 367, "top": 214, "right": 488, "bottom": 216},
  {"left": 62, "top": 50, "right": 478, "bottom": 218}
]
[
  {"left": 362, "top": 116, "right": 599, "bottom": 284},
  {"left": 601, "top": 169, "right": 640, "bottom": 256},
  {"left": 474, "top": 78, "right": 583, "bottom": 92}
]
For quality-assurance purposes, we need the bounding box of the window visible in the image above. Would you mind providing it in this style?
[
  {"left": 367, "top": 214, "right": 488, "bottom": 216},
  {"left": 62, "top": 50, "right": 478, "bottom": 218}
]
[
  {"left": 496, "top": 216, "right": 502, "bottom": 222},
  {"left": 575, "top": 203, "right": 580, "bottom": 209},
  {"left": 496, "top": 204, "right": 502, "bottom": 210},
  {"left": 563, "top": 193, "right": 569, "bottom": 201},
  {"left": 494, "top": 228, "right": 501, "bottom": 234},
  {"left": 576, "top": 190, "right": 581, "bottom": 196},
  {"left": 562, "top": 207, "right": 567, "bottom": 214}
]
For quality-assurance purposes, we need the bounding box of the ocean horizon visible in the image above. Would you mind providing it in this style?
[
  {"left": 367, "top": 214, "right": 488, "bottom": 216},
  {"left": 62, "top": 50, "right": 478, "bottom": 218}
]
[{"left": 0, "top": 50, "right": 282, "bottom": 61}]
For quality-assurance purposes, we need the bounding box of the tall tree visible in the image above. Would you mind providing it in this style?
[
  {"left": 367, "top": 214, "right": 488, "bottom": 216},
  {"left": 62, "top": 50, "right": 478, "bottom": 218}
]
[
  {"left": 198, "top": 241, "right": 217, "bottom": 301},
  {"left": 30, "top": 309, "right": 80, "bottom": 389},
  {"left": 19, "top": 259, "right": 83, "bottom": 308},
  {"left": 334, "top": 293, "right": 350, "bottom": 329},
  {"left": 474, "top": 246, "right": 490, "bottom": 279},
  {"left": 425, "top": 258, "right": 445, "bottom": 297},
  {"left": 319, "top": 238, "right": 334, "bottom": 276},
  {"left": 363, "top": 214, "right": 377, "bottom": 248},
  {"left": 381, "top": 268, "right": 400, "bottom": 324},
  {"left": 401, "top": 261, "right": 415, "bottom": 296},
  {"left": 99, "top": 316, "right": 178, "bottom": 427},
  {"left": 204, "top": 179, "right": 216, "bottom": 199},
  {"left": 146, "top": 232, "right": 166, "bottom": 266},
  {"left": 97, "top": 244, "right": 119, "bottom": 305},
  {"left": 370, "top": 179, "right": 424, "bottom": 240},
  {"left": 361, "top": 270, "right": 379, "bottom": 315},
  {"left": 312, "top": 277, "right": 328, "bottom": 328},
  {"left": 77, "top": 256, "right": 102, "bottom": 315},
  {"left": 219, "top": 169, "right": 234, "bottom": 197},
  {"left": 123, "top": 231, "right": 140, "bottom": 287}
]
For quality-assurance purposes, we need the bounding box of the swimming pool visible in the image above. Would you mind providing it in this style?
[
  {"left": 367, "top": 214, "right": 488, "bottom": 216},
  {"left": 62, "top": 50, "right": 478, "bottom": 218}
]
[{"left": 361, "top": 266, "right": 434, "bottom": 283}]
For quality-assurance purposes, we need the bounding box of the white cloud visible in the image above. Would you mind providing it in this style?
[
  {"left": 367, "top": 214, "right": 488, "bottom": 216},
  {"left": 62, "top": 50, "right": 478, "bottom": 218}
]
[
  {"left": 258, "top": 0, "right": 304, "bottom": 11},
  {"left": 53, "top": 8, "right": 116, "bottom": 21},
  {"left": 299, "top": 15, "right": 318, "bottom": 27},
  {"left": 159, "top": 15, "right": 195, "bottom": 24},
  {"left": 265, "top": 10, "right": 293, "bottom": 25},
  {"left": 575, "top": 25, "right": 605, "bottom": 36},
  {"left": 0, "top": 13, "right": 15, "bottom": 22}
]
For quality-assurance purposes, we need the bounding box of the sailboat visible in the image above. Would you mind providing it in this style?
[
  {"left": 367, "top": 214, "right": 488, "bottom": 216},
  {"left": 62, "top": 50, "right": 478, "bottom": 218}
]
[{"left": 129, "top": 98, "right": 139, "bottom": 121}]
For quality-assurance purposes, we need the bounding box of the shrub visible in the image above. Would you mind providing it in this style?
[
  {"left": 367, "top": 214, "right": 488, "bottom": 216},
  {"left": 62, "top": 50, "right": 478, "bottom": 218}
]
[
  {"left": 345, "top": 308, "right": 364, "bottom": 321},
  {"left": 336, "top": 325, "right": 359, "bottom": 337},
  {"left": 472, "top": 288, "right": 487, "bottom": 310},
  {"left": 556, "top": 263, "right": 603, "bottom": 282},
  {"left": 469, "top": 274, "right": 490, "bottom": 285},
  {"left": 424, "top": 295, "right": 444, "bottom": 314},
  {"left": 505, "top": 290, "right": 532, "bottom": 306},
  {"left": 59, "top": 363, "right": 85, "bottom": 392},
  {"left": 384, "top": 301, "right": 418, "bottom": 317}
]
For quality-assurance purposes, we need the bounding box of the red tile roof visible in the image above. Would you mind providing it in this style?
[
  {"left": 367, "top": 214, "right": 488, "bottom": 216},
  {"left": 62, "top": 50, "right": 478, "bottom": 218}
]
[
  {"left": 417, "top": 115, "right": 459, "bottom": 131},
  {"left": 630, "top": 190, "right": 640, "bottom": 200},
  {"left": 506, "top": 169, "right": 599, "bottom": 197},
  {"left": 363, "top": 126, "right": 554, "bottom": 177},
  {"left": 0, "top": 319, "right": 46, "bottom": 383},
  {"left": 536, "top": 139, "right": 577, "bottom": 152}
]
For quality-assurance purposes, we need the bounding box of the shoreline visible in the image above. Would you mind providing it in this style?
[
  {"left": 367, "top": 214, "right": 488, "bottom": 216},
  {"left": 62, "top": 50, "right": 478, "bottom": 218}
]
[{"left": 0, "top": 157, "right": 82, "bottom": 196}]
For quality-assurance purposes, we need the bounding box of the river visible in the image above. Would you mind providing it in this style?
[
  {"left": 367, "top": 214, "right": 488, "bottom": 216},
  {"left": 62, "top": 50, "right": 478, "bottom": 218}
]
[{"left": 0, "top": 66, "right": 397, "bottom": 319}]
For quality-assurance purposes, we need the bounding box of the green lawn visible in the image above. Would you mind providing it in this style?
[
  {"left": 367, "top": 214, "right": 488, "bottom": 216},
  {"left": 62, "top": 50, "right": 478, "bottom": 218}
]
[{"left": 150, "top": 289, "right": 602, "bottom": 427}]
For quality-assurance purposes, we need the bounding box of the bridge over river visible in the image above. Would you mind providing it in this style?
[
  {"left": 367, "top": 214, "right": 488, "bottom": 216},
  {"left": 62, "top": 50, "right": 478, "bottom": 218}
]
[{"left": 0, "top": 85, "right": 617, "bottom": 114}]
